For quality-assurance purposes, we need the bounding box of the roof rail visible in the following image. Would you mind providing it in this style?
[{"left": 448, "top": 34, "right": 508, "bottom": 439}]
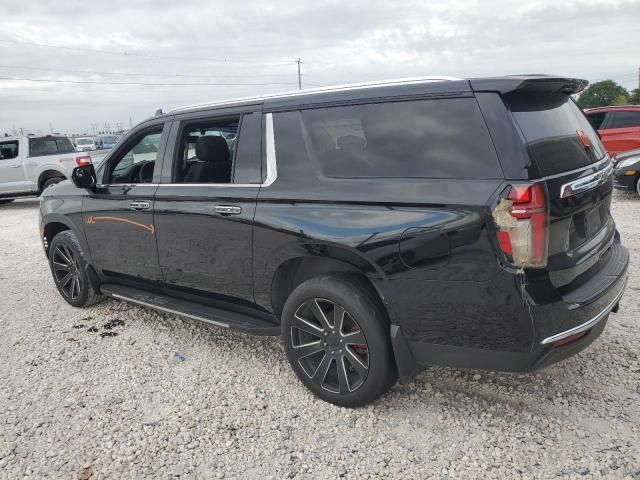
[{"left": 170, "top": 76, "right": 462, "bottom": 113}]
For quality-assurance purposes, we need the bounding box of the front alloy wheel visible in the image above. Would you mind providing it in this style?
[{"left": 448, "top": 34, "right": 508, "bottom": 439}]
[
  {"left": 52, "top": 244, "right": 82, "bottom": 300},
  {"left": 48, "top": 230, "right": 104, "bottom": 308},
  {"left": 290, "top": 298, "right": 370, "bottom": 394}
]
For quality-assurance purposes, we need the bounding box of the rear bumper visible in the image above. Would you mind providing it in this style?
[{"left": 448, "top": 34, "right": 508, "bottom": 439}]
[{"left": 390, "top": 244, "right": 629, "bottom": 382}]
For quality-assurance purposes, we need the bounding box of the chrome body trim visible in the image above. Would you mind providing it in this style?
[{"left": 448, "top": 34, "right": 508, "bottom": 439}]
[
  {"left": 541, "top": 276, "right": 627, "bottom": 345},
  {"left": 559, "top": 161, "right": 613, "bottom": 198},
  {"left": 110, "top": 292, "right": 230, "bottom": 329}
]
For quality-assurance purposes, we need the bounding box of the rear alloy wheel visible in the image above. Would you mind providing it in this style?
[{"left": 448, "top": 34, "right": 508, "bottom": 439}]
[
  {"left": 290, "top": 298, "right": 370, "bottom": 394},
  {"left": 48, "top": 231, "right": 104, "bottom": 308},
  {"left": 282, "top": 275, "right": 397, "bottom": 407}
]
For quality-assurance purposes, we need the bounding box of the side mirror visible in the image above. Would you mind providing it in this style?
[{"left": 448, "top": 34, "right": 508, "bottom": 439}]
[{"left": 72, "top": 164, "right": 97, "bottom": 190}]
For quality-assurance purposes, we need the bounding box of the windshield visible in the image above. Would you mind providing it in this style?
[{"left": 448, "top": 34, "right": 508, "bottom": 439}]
[
  {"left": 77, "top": 138, "right": 93, "bottom": 145},
  {"left": 505, "top": 94, "right": 606, "bottom": 177}
]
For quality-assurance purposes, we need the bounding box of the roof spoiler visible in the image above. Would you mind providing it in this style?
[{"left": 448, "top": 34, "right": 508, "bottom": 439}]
[{"left": 470, "top": 75, "right": 588, "bottom": 95}]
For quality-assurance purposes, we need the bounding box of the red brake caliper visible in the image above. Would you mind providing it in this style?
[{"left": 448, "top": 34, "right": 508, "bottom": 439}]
[{"left": 350, "top": 325, "right": 367, "bottom": 355}]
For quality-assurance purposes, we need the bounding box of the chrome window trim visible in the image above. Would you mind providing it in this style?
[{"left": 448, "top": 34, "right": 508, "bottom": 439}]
[
  {"left": 559, "top": 161, "right": 613, "bottom": 198},
  {"left": 155, "top": 113, "right": 277, "bottom": 189},
  {"left": 96, "top": 183, "right": 159, "bottom": 188},
  {"left": 540, "top": 275, "right": 627, "bottom": 345},
  {"left": 96, "top": 113, "right": 278, "bottom": 189}
]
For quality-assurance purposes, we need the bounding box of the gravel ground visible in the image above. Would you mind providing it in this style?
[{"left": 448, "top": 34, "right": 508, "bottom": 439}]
[{"left": 0, "top": 193, "right": 639, "bottom": 480}]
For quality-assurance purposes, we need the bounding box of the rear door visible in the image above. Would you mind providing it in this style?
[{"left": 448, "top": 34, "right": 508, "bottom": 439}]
[
  {"left": 501, "top": 92, "right": 614, "bottom": 288},
  {"left": 0, "top": 139, "right": 26, "bottom": 194},
  {"left": 153, "top": 107, "right": 262, "bottom": 301},
  {"left": 82, "top": 121, "right": 170, "bottom": 282},
  {"left": 601, "top": 110, "right": 640, "bottom": 155}
]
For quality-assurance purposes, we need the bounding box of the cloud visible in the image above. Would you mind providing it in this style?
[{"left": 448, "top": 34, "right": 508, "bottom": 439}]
[{"left": 0, "top": 0, "right": 638, "bottom": 133}]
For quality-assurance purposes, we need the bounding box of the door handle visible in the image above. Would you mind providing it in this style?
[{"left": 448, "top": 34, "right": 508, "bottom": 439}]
[
  {"left": 8, "top": 164, "right": 20, "bottom": 168},
  {"left": 130, "top": 200, "right": 151, "bottom": 210},
  {"left": 214, "top": 205, "right": 242, "bottom": 215}
]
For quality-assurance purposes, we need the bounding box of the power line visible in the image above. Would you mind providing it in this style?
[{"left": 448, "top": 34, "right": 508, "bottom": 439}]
[
  {"left": 0, "top": 63, "right": 306, "bottom": 80},
  {"left": 0, "top": 76, "right": 300, "bottom": 87},
  {"left": 0, "top": 38, "right": 292, "bottom": 66}
]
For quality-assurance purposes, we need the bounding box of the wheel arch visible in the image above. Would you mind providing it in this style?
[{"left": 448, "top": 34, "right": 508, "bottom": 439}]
[
  {"left": 37, "top": 169, "right": 67, "bottom": 192},
  {"left": 41, "top": 214, "right": 89, "bottom": 259},
  {"left": 269, "top": 255, "right": 388, "bottom": 322}
]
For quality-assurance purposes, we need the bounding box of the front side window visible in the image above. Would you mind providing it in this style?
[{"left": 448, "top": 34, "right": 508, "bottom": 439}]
[
  {"left": 609, "top": 111, "right": 640, "bottom": 129},
  {"left": 108, "top": 131, "right": 162, "bottom": 184},
  {"left": 300, "top": 98, "right": 502, "bottom": 179},
  {"left": 173, "top": 118, "right": 240, "bottom": 184},
  {"left": 29, "top": 136, "right": 75, "bottom": 157},
  {"left": 0, "top": 141, "right": 18, "bottom": 160}
]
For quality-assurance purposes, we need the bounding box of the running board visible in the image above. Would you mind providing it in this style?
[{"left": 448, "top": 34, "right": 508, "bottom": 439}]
[{"left": 100, "top": 284, "right": 280, "bottom": 336}]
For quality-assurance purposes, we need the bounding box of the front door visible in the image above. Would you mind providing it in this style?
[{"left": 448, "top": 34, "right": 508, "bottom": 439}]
[
  {"left": 83, "top": 122, "right": 169, "bottom": 282},
  {"left": 154, "top": 109, "right": 263, "bottom": 302},
  {"left": 0, "top": 139, "right": 26, "bottom": 194}
]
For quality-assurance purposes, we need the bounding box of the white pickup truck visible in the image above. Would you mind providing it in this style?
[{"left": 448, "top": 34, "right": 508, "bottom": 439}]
[{"left": 0, "top": 134, "right": 97, "bottom": 204}]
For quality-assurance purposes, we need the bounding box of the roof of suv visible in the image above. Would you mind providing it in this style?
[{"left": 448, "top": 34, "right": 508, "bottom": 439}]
[{"left": 164, "top": 74, "right": 588, "bottom": 117}]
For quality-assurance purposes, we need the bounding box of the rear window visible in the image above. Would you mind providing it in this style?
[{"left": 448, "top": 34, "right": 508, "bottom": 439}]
[
  {"left": 300, "top": 98, "right": 502, "bottom": 179},
  {"left": 29, "top": 136, "right": 75, "bottom": 157},
  {"left": 506, "top": 94, "right": 606, "bottom": 176},
  {"left": 0, "top": 141, "right": 19, "bottom": 160}
]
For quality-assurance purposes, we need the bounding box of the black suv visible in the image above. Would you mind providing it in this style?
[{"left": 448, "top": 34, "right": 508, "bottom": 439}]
[{"left": 40, "top": 75, "right": 629, "bottom": 406}]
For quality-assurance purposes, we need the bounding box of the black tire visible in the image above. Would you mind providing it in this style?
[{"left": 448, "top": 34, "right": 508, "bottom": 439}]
[
  {"left": 281, "top": 275, "right": 397, "bottom": 407},
  {"left": 0, "top": 199, "right": 15, "bottom": 204},
  {"left": 41, "top": 176, "right": 64, "bottom": 192},
  {"left": 48, "top": 230, "right": 104, "bottom": 308}
]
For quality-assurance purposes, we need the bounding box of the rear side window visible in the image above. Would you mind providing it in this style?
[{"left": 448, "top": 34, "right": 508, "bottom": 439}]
[
  {"left": 506, "top": 94, "right": 606, "bottom": 177},
  {"left": 300, "top": 98, "right": 502, "bottom": 179},
  {"left": 29, "top": 136, "right": 75, "bottom": 157},
  {"left": 0, "top": 140, "right": 19, "bottom": 159},
  {"left": 609, "top": 111, "right": 640, "bottom": 129}
]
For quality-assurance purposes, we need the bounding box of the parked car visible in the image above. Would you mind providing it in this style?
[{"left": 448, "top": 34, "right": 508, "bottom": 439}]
[
  {"left": 612, "top": 148, "right": 640, "bottom": 195},
  {"left": 0, "top": 134, "right": 92, "bottom": 204},
  {"left": 75, "top": 137, "right": 97, "bottom": 152},
  {"left": 584, "top": 106, "right": 640, "bottom": 155},
  {"left": 96, "top": 134, "right": 119, "bottom": 150},
  {"left": 40, "top": 75, "right": 629, "bottom": 406}
]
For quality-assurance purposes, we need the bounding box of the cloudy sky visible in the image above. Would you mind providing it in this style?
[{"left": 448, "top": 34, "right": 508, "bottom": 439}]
[{"left": 0, "top": 0, "right": 638, "bottom": 135}]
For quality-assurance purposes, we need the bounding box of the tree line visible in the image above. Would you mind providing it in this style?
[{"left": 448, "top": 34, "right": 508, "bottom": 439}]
[{"left": 577, "top": 80, "right": 640, "bottom": 108}]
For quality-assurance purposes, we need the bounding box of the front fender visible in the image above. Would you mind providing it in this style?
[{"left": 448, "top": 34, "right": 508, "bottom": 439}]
[{"left": 40, "top": 186, "right": 89, "bottom": 261}]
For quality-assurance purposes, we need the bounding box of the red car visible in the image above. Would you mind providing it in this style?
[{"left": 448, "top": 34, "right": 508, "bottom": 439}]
[{"left": 584, "top": 106, "right": 640, "bottom": 156}]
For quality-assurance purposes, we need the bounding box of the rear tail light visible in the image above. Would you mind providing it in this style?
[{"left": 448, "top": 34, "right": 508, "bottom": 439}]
[
  {"left": 494, "top": 183, "right": 548, "bottom": 268},
  {"left": 75, "top": 156, "right": 92, "bottom": 167}
]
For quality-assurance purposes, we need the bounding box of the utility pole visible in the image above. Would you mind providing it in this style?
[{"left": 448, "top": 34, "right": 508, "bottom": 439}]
[
  {"left": 129, "top": 116, "right": 132, "bottom": 129},
  {"left": 49, "top": 122, "right": 53, "bottom": 134},
  {"left": 296, "top": 58, "right": 302, "bottom": 90}
]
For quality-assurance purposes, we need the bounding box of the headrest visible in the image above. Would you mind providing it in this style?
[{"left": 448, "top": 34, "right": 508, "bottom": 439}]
[
  {"left": 195, "top": 136, "right": 230, "bottom": 163},
  {"left": 336, "top": 135, "right": 365, "bottom": 150}
]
